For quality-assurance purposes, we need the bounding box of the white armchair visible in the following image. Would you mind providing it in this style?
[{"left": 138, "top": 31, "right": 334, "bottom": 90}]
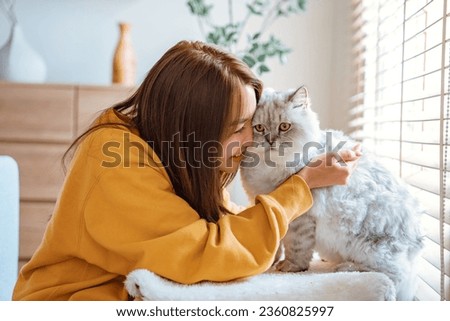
[{"left": 0, "top": 156, "right": 20, "bottom": 300}]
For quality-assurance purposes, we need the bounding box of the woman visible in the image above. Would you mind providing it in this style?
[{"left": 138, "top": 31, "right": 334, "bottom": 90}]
[{"left": 13, "top": 41, "right": 360, "bottom": 300}]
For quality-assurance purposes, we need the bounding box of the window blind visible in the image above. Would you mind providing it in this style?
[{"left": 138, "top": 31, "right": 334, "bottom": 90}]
[{"left": 350, "top": 0, "right": 449, "bottom": 300}]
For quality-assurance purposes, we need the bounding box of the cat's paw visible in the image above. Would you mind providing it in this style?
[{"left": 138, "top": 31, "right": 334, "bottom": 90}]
[
  {"left": 275, "top": 259, "right": 309, "bottom": 272},
  {"left": 334, "top": 261, "right": 371, "bottom": 273}
]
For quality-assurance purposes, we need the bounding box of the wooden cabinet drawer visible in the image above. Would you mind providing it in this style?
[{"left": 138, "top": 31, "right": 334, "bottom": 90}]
[
  {"left": 19, "top": 202, "right": 54, "bottom": 260},
  {"left": 0, "top": 142, "right": 68, "bottom": 201},
  {"left": 0, "top": 83, "right": 75, "bottom": 143},
  {"left": 77, "top": 85, "right": 134, "bottom": 135},
  {"left": 0, "top": 82, "right": 134, "bottom": 269}
]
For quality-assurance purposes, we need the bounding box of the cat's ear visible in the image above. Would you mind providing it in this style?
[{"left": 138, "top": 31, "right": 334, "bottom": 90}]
[{"left": 288, "top": 86, "right": 310, "bottom": 109}]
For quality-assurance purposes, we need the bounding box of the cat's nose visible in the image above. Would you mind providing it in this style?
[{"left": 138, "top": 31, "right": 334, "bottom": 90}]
[{"left": 264, "top": 135, "right": 275, "bottom": 146}]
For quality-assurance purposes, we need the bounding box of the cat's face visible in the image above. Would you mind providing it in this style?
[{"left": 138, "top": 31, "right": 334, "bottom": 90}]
[{"left": 249, "top": 86, "right": 321, "bottom": 158}]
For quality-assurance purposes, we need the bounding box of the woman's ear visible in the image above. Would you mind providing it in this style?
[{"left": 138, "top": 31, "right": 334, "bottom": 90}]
[{"left": 288, "top": 86, "right": 310, "bottom": 109}]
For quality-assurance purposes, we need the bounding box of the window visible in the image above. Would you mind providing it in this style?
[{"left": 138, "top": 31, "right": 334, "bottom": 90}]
[{"left": 350, "top": 0, "right": 449, "bottom": 300}]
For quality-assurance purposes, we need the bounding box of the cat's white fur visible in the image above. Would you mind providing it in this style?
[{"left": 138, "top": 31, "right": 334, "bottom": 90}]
[{"left": 240, "top": 87, "right": 424, "bottom": 300}]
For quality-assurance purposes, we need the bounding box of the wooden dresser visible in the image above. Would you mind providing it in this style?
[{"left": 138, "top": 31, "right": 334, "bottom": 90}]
[{"left": 0, "top": 82, "right": 135, "bottom": 268}]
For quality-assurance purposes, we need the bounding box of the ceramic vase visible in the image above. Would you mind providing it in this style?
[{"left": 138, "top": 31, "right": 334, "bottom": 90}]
[
  {"left": 0, "top": 22, "right": 47, "bottom": 83},
  {"left": 112, "top": 22, "right": 136, "bottom": 86}
]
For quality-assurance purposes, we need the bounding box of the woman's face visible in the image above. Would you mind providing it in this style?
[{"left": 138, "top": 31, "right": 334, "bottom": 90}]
[{"left": 219, "top": 85, "right": 257, "bottom": 173}]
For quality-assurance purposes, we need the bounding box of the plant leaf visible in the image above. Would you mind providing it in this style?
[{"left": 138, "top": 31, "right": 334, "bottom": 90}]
[
  {"left": 247, "top": 4, "right": 263, "bottom": 15},
  {"left": 242, "top": 55, "right": 257, "bottom": 68},
  {"left": 257, "top": 64, "right": 270, "bottom": 75},
  {"left": 257, "top": 54, "right": 266, "bottom": 62},
  {"left": 297, "top": 0, "right": 306, "bottom": 11},
  {"left": 278, "top": 52, "right": 288, "bottom": 64},
  {"left": 249, "top": 42, "right": 259, "bottom": 54},
  {"left": 187, "top": 0, "right": 211, "bottom": 17}
]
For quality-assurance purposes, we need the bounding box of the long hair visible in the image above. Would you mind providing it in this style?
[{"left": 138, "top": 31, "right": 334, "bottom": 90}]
[{"left": 64, "top": 40, "right": 262, "bottom": 223}]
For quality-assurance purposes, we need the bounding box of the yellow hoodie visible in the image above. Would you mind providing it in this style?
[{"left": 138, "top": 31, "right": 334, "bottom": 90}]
[{"left": 13, "top": 109, "right": 313, "bottom": 300}]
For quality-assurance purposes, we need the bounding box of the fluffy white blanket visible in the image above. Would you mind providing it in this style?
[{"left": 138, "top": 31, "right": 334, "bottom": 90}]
[{"left": 125, "top": 261, "right": 396, "bottom": 301}]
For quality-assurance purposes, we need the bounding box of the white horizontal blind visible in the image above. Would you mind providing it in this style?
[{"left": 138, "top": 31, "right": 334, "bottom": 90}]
[{"left": 350, "top": 0, "right": 449, "bottom": 300}]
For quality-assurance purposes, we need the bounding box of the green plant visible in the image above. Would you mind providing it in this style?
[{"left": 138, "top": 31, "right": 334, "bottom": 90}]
[{"left": 187, "top": 0, "right": 307, "bottom": 75}]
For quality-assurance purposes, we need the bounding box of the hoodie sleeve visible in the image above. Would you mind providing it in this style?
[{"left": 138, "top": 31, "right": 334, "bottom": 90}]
[{"left": 80, "top": 130, "right": 313, "bottom": 284}]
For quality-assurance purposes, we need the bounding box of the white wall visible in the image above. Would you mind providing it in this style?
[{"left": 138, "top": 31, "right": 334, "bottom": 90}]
[
  {"left": 0, "top": 0, "right": 202, "bottom": 85},
  {"left": 259, "top": 0, "right": 353, "bottom": 132}
]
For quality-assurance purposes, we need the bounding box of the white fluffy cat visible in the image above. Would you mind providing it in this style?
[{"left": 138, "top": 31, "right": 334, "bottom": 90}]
[{"left": 240, "top": 86, "right": 424, "bottom": 300}]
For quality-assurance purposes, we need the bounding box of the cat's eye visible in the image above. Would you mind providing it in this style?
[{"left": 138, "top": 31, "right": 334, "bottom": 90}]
[
  {"left": 279, "top": 123, "right": 291, "bottom": 132},
  {"left": 254, "top": 124, "right": 265, "bottom": 132}
]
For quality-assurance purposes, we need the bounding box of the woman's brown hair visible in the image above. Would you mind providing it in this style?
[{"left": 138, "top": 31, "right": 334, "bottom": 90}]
[{"left": 64, "top": 40, "right": 262, "bottom": 223}]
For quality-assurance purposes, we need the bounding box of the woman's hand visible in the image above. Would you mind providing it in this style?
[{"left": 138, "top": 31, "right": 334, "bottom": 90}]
[{"left": 296, "top": 144, "right": 362, "bottom": 189}]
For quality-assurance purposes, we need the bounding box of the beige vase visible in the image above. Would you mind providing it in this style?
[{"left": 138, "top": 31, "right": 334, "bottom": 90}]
[{"left": 112, "top": 23, "right": 136, "bottom": 86}]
